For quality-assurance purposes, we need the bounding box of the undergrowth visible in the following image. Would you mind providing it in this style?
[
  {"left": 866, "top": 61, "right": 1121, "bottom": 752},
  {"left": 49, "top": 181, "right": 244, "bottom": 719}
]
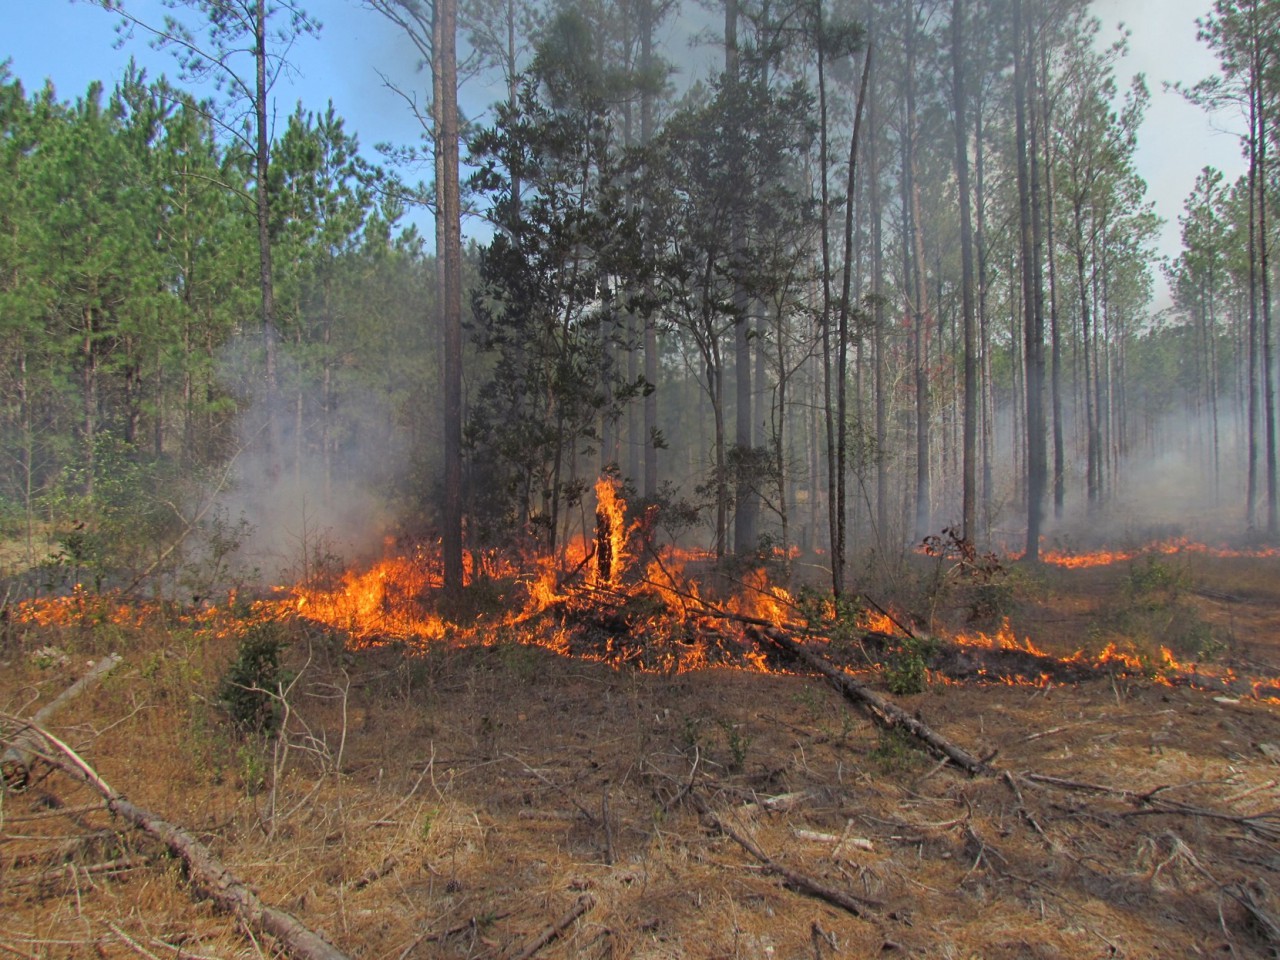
[{"left": 1089, "top": 555, "right": 1224, "bottom": 664}]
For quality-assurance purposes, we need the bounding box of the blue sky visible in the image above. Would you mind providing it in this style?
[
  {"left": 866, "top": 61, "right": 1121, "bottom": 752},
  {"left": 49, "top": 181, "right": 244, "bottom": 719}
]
[{"left": 1, "top": 0, "right": 1248, "bottom": 306}]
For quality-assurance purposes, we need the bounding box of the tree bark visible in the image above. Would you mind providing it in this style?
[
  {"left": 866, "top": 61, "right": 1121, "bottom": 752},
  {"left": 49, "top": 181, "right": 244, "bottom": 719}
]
[
  {"left": 1, "top": 654, "right": 123, "bottom": 788},
  {"left": 753, "top": 627, "right": 990, "bottom": 776},
  {"left": 1014, "top": 0, "right": 1045, "bottom": 561},
  {"left": 255, "top": 0, "right": 281, "bottom": 483},
  {"left": 951, "top": 0, "right": 977, "bottom": 543},
  {"left": 436, "top": 0, "right": 465, "bottom": 592}
]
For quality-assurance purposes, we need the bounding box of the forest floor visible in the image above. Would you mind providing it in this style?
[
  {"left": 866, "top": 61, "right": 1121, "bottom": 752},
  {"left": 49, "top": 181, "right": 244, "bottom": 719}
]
[{"left": 4, "top": 546, "right": 1280, "bottom": 959}]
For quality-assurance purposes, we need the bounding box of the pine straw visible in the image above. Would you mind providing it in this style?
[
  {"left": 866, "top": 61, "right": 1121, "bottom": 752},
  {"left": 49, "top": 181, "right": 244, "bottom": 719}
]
[{"left": 4, "top": 602, "right": 1280, "bottom": 959}]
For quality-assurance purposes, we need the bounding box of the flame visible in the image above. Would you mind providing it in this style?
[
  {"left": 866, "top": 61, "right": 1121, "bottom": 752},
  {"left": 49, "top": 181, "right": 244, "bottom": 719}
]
[
  {"left": 289, "top": 556, "right": 449, "bottom": 643},
  {"left": 944, "top": 617, "right": 1051, "bottom": 658},
  {"left": 592, "top": 474, "right": 630, "bottom": 587},
  {"left": 11, "top": 531, "right": 1280, "bottom": 696},
  {"left": 1033, "top": 538, "right": 1280, "bottom": 568},
  {"left": 859, "top": 609, "right": 898, "bottom": 634}
]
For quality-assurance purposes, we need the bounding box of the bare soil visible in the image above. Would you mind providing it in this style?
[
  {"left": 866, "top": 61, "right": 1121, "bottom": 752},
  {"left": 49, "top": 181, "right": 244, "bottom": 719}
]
[{"left": 4, "top": 551, "right": 1280, "bottom": 959}]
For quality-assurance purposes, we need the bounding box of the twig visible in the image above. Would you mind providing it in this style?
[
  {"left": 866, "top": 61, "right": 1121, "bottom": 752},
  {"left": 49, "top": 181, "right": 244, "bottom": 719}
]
[
  {"left": 2, "top": 654, "right": 123, "bottom": 788},
  {"left": 350, "top": 854, "right": 400, "bottom": 890},
  {"left": 688, "top": 789, "right": 880, "bottom": 916},
  {"left": 1024, "top": 772, "right": 1280, "bottom": 839},
  {"left": 106, "top": 921, "right": 164, "bottom": 960},
  {"left": 9, "top": 856, "right": 148, "bottom": 888},
  {"left": 503, "top": 894, "right": 595, "bottom": 960},
  {"left": 504, "top": 753, "right": 599, "bottom": 826}
]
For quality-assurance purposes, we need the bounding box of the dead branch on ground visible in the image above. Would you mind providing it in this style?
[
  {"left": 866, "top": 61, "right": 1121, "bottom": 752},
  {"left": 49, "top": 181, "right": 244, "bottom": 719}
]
[
  {"left": 688, "top": 787, "right": 881, "bottom": 916},
  {"left": 750, "top": 626, "right": 992, "bottom": 775},
  {"left": 503, "top": 893, "right": 595, "bottom": 960},
  {"left": 0, "top": 716, "right": 351, "bottom": 960},
  {"left": 2, "top": 653, "right": 123, "bottom": 789}
]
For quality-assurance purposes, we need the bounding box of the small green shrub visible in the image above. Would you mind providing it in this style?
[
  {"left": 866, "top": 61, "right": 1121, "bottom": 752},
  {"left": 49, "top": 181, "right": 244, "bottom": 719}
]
[
  {"left": 717, "top": 719, "right": 752, "bottom": 773},
  {"left": 219, "top": 620, "right": 289, "bottom": 734},
  {"left": 884, "top": 635, "right": 935, "bottom": 695},
  {"left": 1126, "top": 556, "right": 1191, "bottom": 605},
  {"left": 794, "top": 585, "right": 864, "bottom": 647},
  {"left": 870, "top": 727, "right": 925, "bottom": 772}
]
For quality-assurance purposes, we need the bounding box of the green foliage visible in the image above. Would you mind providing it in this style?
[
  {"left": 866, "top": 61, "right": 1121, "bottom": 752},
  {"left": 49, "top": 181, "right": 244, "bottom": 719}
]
[
  {"left": 219, "top": 620, "right": 289, "bottom": 735},
  {"left": 1089, "top": 554, "right": 1224, "bottom": 666},
  {"left": 870, "top": 727, "right": 925, "bottom": 773},
  {"left": 884, "top": 635, "right": 936, "bottom": 696},
  {"left": 716, "top": 719, "right": 751, "bottom": 773},
  {"left": 794, "top": 585, "right": 864, "bottom": 648},
  {"left": 1126, "top": 556, "right": 1191, "bottom": 604},
  {"left": 466, "top": 73, "right": 645, "bottom": 553}
]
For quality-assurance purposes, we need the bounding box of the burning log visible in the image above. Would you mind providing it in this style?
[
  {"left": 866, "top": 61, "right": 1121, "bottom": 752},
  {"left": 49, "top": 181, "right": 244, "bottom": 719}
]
[
  {"left": 0, "top": 718, "right": 351, "bottom": 960},
  {"left": 750, "top": 626, "right": 992, "bottom": 776},
  {"left": 2, "top": 652, "right": 122, "bottom": 789}
]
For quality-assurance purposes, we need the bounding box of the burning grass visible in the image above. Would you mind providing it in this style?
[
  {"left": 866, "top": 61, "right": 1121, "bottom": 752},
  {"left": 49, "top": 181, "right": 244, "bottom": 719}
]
[{"left": 5, "top": 520, "right": 1280, "bottom": 957}]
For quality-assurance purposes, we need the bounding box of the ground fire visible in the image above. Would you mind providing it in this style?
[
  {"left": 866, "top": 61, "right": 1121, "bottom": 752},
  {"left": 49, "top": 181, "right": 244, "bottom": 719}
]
[{"left": 7, "top": 486, "right": 1280, "bottom": 958}]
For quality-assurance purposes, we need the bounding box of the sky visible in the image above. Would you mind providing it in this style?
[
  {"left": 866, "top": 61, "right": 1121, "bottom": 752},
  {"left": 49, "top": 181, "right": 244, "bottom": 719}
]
[{"left": 0, "top": 0, "right": 1249, "bottom": 310}]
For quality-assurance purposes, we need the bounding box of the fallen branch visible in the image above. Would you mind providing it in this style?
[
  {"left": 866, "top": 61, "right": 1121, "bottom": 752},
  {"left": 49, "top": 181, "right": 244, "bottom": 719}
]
[
  {"left": 503, "top": 894, "right": 595, "bottom": 960},
  {"left": 751, "top": 627, "right": 991, "bottom": 776},
  {"left": 2, "top": 653, "right": 123, "bottom": 788},
  {"left": 1023, "top": 772, "right": 1280, "bottom": 841},
  {"left": 1, "top": 718, "right": 350, "bottom": 960},
  {"left": 9, "top": 855, "right": 148, "bottom": 888},
  {"left": 688, "top": 789, "right": 880, "bottom": 917}
]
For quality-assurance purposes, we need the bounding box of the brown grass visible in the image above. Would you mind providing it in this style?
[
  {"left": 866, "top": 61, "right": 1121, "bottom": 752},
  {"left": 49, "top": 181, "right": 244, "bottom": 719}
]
[{"left": 4, "top": 554, "right": 1280, "bottom": 959}]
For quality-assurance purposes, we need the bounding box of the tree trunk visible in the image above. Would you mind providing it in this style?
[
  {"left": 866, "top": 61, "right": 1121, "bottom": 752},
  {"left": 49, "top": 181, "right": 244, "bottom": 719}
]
[
  {"left": 815, "top": 3, "right": 841, "bottom": 593},
  {"left": 1014, "top": 0, "right": 1045, "bottom": 561},
  {"left": 835, "top": 43, "right": 872, "bottom": 578},
  {"left": 255, "top": 0, "right": 281, "bottom": 484},
  {"left": 1257, "top": 24, "right": 1277, "bottom": 535},
  {"left": 904, "top": 1, "right": 930, "bottom": 543},
  {"left": 951, "top": 0, "right": 977, "bottom": 543},
  {"left": 1039, "top": 43, "right": 1064, "bottom": 522},
  {"left": 436, "top": 0, "right": 465, "bottom": 592},
  {"left": 727, "top": 0, "right": 757, "bottom": 558}
]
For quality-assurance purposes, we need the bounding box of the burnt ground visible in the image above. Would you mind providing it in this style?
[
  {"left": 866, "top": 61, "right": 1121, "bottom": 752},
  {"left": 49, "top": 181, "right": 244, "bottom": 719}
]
[{"left": 4, "top": 550, "right": 1280, "bottom": 959}]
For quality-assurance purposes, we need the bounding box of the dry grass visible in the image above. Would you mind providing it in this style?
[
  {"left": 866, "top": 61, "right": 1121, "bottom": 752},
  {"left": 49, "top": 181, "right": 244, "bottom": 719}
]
[{"left": 4, "top": 556, "right": 1280, "bottom": 959}]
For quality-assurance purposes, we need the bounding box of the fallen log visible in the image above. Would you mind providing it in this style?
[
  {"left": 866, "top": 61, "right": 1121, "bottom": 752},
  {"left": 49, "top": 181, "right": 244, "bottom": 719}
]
[
  {"left": 2, "top": 653, "right": 123, "bottom": 788},
  {"left": 750, "top": 626, "right": 992, "bottom": 776},
  {"left": 0, "top": 717, "right": 350, "bottom": 960}
]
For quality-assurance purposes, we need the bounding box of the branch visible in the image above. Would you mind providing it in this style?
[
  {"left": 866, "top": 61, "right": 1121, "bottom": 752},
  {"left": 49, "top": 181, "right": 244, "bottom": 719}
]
[
  {"left": 0, "top": 719, "right": 351, "bottom": 960},
  {"left": 2, "top": 654, "right": 123, "bottom": 788}
]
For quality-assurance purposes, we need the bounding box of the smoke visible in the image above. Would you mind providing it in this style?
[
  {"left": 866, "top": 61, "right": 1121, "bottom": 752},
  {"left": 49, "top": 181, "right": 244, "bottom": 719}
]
[
  {"left": 1035, "top": 403, "right": 1252, "bottom": 551},
  {"left": 212, "top": 332, "right": 417, "bottom": 586}
]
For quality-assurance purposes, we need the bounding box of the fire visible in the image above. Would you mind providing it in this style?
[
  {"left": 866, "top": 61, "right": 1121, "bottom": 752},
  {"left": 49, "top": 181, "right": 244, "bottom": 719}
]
[
  {"left": 592, "top": 475, "right": 630, "bottom": 586},
  {"left": 13, "top": 515, "right": 1280, "bottom": 698},
  {"left": 290, "top": 556, "right": 448, "bottom": 642},
  {"left": 859, "top": 609, "right": 897, "bottom": 635},
  {"left": 944, "top": 617, "right": 1051, "bottom": 658},
  {"left": 1036, "top": 538, "right": 1280, "bottom": 569},
  {"left": 726, "top": 567, "right": 795, "bottom": 623}
]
